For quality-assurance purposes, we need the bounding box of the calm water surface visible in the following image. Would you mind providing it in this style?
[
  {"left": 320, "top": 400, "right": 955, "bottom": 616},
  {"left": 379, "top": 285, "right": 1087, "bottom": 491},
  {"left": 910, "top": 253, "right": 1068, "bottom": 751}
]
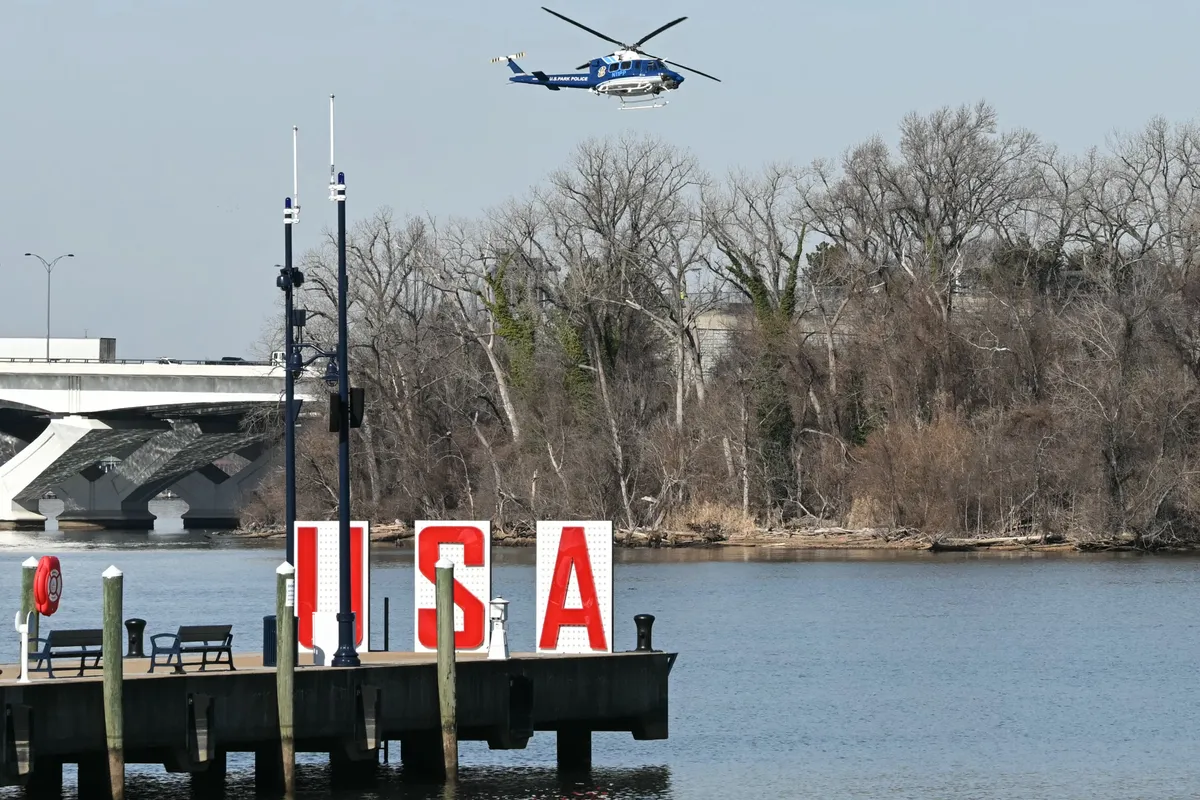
[{"left": 1, "top": 531, "right": 1198, "bottom": 799}]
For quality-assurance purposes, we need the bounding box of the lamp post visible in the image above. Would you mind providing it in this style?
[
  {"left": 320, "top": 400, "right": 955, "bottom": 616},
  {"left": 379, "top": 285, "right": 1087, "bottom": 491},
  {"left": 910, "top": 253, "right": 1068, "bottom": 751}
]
[
  {"left": 278, "top": 123, "right": 303, "bottom": 566},
  {"left": 330, "top": 168, "right": 358, "bottom": 668},
  {"left": 278, "top": 199, "right": 302, "bottom": 566},
  {"left": 24, "top": 252, "right": 74, "bottom": 360}
]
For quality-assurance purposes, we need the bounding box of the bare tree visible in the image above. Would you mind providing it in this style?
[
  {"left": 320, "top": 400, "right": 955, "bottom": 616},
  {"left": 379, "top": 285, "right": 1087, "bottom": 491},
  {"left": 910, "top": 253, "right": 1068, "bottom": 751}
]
[{"left": 233, "top": 103, "right": 1200, "bottom": 551}]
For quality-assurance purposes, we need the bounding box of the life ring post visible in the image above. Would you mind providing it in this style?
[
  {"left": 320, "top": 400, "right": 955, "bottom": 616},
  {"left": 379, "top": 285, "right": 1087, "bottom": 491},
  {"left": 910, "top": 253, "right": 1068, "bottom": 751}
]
[
  {"left": 14, "top": 610, "right": 32, "bottom": 683},
  {"left": 21, "top": 557, "right": 38, "bottom": 643},
  {"left": 102, "top": 564, "right": 125, "bottom": 800}
]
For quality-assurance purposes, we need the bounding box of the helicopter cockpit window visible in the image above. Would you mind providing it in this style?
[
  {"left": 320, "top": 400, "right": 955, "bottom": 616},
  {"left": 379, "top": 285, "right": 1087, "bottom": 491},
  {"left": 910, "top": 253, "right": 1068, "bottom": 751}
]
[{"left": 646, "top": 60, "right": 660, "bottom": 70}]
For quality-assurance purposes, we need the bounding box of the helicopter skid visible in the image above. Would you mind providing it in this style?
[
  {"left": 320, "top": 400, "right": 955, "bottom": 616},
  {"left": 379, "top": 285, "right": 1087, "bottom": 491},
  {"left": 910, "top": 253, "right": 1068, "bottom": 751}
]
[
  {"left": 592, "top": 81, "right": 670, "bottom": 109},
  {"left": 617, "top": 96, "right": 668, "bottom": 110}
]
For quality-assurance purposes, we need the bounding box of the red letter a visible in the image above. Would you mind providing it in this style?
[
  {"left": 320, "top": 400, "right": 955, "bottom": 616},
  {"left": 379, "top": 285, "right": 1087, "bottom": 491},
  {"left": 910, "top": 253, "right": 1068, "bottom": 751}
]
[{"left": 539, "top": 526, "right": 608, "bottom": 651}]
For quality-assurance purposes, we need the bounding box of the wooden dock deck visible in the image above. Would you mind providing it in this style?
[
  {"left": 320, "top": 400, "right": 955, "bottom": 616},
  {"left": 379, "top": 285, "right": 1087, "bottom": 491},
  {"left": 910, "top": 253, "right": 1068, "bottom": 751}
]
[{"left": 0, "top": 646, "right": 676, "bottom": 798}]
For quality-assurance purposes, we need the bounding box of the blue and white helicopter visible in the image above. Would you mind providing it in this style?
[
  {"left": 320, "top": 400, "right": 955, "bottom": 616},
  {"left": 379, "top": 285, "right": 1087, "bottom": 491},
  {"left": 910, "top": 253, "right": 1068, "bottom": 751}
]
[{"left": 492, "top": 7, "right": 720, "bottom": 109}]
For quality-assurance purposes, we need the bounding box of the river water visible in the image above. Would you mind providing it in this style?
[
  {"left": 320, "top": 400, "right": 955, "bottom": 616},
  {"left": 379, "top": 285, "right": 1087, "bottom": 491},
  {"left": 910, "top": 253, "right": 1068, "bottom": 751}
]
[{"left": 1, "top": 531, "right": 1199, "bottom": 799}]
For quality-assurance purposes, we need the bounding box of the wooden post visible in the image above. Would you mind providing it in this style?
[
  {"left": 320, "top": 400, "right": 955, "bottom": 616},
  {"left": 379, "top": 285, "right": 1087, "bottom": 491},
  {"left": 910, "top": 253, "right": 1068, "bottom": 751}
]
[
  {"left": 275, "top": 562, "right": 296, "bottom": 796},
  {"left": 21, "top": 557, "right": 38, "bottom": 643},
  {"left": 435, "top": 558, "right": 457, "bottom": 782},
  {"left": 101, "top": 565, "right": 124, "bottom": 800}
]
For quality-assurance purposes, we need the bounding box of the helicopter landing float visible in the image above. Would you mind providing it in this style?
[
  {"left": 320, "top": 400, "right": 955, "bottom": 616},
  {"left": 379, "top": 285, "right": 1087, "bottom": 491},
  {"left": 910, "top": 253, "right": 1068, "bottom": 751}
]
[{"left": 492, "top": 7, "right": 720, "bottom": 109}]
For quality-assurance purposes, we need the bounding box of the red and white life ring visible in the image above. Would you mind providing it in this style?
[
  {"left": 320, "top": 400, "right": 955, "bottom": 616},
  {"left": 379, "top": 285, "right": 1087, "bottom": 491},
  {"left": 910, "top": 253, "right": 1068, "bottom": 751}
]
[{"left": 33, "top": 555, "right": 62, "bottom": 616}]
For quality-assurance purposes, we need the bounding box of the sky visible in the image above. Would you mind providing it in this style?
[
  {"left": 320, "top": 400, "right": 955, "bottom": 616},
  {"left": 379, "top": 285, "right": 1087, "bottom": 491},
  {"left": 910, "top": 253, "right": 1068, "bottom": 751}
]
[{"left": 3, "top": 0, "right": 1199, "bottom": 360}]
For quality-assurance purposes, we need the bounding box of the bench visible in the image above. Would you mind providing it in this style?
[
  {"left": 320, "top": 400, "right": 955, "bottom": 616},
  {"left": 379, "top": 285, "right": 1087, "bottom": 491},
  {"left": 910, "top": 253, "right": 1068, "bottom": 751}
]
[
  {"left": 149, "top": 624, "right": 235, "bottom": 674},
  {"left": 29, "top": 629, "right": 104, "bottom": 678}
]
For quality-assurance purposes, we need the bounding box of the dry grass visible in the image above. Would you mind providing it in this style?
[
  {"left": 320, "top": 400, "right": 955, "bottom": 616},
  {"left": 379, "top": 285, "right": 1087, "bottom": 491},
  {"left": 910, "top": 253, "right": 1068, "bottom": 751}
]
[{"left": 664, "top": 501, "right": 759, "bottom": 541}]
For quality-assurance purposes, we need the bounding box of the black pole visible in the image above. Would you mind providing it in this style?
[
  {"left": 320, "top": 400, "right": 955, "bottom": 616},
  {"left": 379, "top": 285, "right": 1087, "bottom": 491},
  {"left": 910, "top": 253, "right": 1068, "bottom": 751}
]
[
  {"left": 332, "top": 170, "right": 359, "bottom": 667},
  {"left": 283, "top": 197, "right": 297, "bottom": 566},
  {"left": 383, "top": 596, "right": 390, "bottom": 651}
]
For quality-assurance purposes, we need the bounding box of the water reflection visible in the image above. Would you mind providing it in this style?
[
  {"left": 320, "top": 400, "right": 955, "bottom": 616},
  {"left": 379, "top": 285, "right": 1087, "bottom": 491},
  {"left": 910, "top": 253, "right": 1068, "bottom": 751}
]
[{"left": 106, "top": 764, "right": 672, "bottom": 800}]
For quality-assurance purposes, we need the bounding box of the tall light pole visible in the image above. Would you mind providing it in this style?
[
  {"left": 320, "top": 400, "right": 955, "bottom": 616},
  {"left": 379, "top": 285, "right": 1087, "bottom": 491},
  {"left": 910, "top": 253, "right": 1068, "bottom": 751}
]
[
  {"left": 24, "top": 252, "right": 74, "bottom": 360},
  {"left": 279, "top": 125, "right": 302, "bottom": 567},
  {"left": 329, "top": 94, "right": 359, "bottom": 668}
]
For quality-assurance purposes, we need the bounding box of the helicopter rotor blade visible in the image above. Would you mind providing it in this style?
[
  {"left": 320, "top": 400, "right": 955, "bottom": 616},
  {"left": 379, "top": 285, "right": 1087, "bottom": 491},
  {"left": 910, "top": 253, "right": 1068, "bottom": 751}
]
[
  {"left": 541, "top": 7, "right": 626, "bottom": 49},
  {"left": 631, "top": 16, "right": 687, "bottom": 49},
  {"left": 662, "top": 58, "right": 721, "bottom": 82}
]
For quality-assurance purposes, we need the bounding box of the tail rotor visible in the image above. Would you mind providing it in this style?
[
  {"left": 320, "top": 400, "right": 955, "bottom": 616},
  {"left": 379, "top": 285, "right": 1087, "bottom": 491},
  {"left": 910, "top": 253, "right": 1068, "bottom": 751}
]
[{"left": 491, "top": 52, "right": 527, "bottom": 74}]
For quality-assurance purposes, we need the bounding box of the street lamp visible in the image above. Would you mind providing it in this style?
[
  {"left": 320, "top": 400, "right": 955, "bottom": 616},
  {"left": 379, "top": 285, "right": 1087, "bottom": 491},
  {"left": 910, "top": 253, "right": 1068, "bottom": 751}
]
[
  {"left": 24, "top": 252, "right": 75, "bottom": 360},
  {"left": 329, "top": 167, "right": 359, "bottom": 668},
  {"left": 278, "top": 195, "right": 303, "bottom": 566}
]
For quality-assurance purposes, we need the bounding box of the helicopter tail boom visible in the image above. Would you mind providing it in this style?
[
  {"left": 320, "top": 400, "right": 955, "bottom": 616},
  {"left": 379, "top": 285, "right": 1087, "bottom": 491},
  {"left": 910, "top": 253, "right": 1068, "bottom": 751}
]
[{"left": 490, "top": 52, "right": 527, "bottom": 74}]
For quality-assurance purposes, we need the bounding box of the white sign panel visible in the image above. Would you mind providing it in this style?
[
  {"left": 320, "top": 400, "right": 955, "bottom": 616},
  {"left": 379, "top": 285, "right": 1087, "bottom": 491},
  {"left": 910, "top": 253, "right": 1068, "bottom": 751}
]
[
  {"left": 292, "top": 520, "right": 371, "bottom": 656},
  {"left": 413, "top": 520, "right": 492, "bottom": 653},
  {"left": 536, "top": 520, "right": 613, "bottom": 653}
]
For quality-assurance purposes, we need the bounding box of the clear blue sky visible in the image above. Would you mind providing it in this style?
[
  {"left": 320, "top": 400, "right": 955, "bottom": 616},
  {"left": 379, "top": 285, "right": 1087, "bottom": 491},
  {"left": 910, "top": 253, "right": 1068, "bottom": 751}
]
[{"left": 3, "top": 0, "right": 1197, "bottom": 359}]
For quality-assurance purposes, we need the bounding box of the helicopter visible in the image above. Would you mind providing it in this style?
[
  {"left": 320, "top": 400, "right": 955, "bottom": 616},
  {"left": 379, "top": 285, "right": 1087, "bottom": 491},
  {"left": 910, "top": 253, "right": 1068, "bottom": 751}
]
[{"left": 492, "top": 6, "right": 720, "bottom": 110}]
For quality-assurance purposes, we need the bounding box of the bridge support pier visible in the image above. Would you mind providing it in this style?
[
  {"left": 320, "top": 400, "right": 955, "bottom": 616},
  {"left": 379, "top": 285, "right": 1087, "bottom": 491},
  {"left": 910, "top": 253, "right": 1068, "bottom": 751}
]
[
  {"left": 0, "top": 416, "right": 165, "bottom": 526},
  {"left": 54, "top": 419, "right": 271, "bottom": 529},
  {"left": 171, "top": 443, "right": 278, "bottom": 528}
]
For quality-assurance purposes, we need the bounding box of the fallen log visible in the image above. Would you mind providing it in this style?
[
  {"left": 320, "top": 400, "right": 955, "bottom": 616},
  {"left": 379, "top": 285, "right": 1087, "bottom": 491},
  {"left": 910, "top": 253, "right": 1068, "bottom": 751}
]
[{"left": 930, "top": 533, "right": 1063, "bottom": 550}]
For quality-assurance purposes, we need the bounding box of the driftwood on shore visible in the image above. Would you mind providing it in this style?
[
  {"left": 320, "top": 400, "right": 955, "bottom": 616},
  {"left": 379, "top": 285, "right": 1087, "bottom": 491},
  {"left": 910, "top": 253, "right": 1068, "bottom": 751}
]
[
  {"left": 927, "top": 533, "right": 1065, "bottom": 551},
  {"left": 216, "top": 521, "right": 1191, "bottom": 553}
]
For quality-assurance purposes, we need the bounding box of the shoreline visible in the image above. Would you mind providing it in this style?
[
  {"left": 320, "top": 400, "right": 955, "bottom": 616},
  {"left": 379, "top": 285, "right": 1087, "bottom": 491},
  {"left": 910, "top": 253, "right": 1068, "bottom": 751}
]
[{"left": 216, "top": 524, "right": 1200, "bottom": 554}]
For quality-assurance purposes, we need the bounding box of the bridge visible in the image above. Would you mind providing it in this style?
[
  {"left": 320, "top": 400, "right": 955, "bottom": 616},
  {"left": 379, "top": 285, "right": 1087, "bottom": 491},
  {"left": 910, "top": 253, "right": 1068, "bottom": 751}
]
[{"left": 0, "top": 344, "right": 317, "bottom": 529}]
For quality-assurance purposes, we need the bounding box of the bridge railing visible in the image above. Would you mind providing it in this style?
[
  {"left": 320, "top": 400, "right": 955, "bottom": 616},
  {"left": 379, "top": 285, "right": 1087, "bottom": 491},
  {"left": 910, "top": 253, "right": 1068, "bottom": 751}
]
[{"left": 0, "top": 358, "right": 275, "bottom": 366}]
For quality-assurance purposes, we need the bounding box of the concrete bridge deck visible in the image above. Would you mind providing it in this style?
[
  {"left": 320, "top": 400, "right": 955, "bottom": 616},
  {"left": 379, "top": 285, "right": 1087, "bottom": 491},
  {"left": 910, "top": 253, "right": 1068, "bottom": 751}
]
[{"left": 0, "top": 359, "right": 320, "bottom": 528}]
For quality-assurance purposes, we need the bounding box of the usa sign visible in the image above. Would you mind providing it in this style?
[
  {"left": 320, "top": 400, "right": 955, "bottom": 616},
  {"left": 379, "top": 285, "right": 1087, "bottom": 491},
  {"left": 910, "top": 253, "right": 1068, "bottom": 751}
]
[
  {"left": 536, "top": 520, "right": 613, "bottom": 653},
  {"left": 413, "top": 520, "right": 492, "bottom": 652},
  {"left": 292, "top": 521, "right": 371, "bottom": 660}
]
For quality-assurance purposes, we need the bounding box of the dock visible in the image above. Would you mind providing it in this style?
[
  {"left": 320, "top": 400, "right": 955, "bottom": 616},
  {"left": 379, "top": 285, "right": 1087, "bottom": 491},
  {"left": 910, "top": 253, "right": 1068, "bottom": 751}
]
[{"left": 0, "top": 644, "right": 676, "bottom": 798}]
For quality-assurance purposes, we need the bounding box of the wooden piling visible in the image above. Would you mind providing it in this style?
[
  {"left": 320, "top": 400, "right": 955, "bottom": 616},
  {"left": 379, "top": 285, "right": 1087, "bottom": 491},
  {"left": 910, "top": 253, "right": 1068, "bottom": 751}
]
[
  {"left": 435, "top": 558, "right": 458, "bottom": 782},
  {"left": 20, "top": 557, "right": 38, "bottom": 643},
  {"left": 101, "top": 565, "right": 124, "bottom": 800},
  {"left": 275, "top": 562, "right": 296, "bottom": 796}
]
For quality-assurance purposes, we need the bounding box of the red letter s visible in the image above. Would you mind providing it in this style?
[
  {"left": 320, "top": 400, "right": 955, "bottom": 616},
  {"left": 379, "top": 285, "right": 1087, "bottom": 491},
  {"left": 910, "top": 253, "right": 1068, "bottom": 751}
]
[{"left": 417, "top": 525, "right": 486, "bottom": 650}]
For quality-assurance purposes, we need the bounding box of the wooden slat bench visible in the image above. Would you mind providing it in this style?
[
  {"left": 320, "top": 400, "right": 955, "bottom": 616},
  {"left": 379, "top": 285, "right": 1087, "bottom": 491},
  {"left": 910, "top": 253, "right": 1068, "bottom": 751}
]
[
  {"left": 29, "top": 629, "right": 104, "bottom": 678},
  {"left": 148, "top": 624, "right": 235, "bottom": 674}
]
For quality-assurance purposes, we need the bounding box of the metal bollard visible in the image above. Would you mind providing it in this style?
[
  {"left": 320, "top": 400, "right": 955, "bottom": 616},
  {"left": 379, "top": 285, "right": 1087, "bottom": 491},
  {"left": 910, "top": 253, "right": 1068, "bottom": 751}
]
[
  {"left": 487, "top": 597, "right": 510, "bottom": 660},
  {"left": 263, "top": 615, "right": 278, "bottom": 667},
  {"left": 634, "top": 614, "right": 656, "bottom": 652},
  {"left": 124, "top": 617, "right": 147, "bottom": 658}
]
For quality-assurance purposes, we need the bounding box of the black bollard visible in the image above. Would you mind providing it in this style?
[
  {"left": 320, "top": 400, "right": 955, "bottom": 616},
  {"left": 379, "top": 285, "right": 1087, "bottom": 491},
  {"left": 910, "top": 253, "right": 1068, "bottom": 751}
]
[
  {"left": 124, "top": 618, "right": 147, "bottom": 658},
  {"left": 263, "top": 615, "right": 278, "bottom": 667},
  {"left": 263, "top": 613, "right": 298, "bottom": 667},
  {"left": 634, "top": 614, "right": 656, "bottom": 652},
  {"left": 383, "top": 596, "right": 390, "bottom": 652}
]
